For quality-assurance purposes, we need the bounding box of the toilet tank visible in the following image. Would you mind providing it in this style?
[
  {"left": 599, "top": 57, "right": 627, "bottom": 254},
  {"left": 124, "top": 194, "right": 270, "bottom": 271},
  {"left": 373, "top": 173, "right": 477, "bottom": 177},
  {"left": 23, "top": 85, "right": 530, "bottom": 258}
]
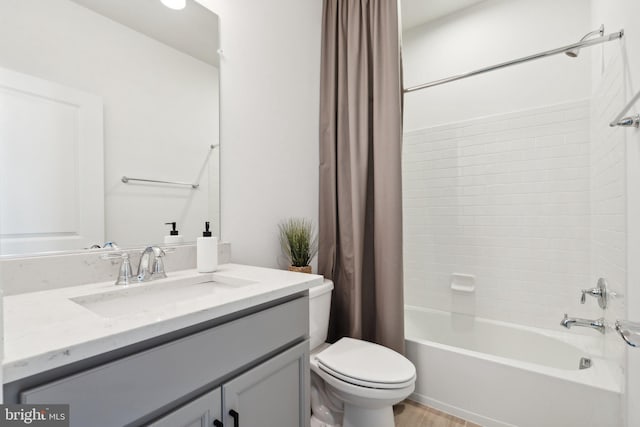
[{"left": 309, "top": 279, "right": 333, "bottom": 350}]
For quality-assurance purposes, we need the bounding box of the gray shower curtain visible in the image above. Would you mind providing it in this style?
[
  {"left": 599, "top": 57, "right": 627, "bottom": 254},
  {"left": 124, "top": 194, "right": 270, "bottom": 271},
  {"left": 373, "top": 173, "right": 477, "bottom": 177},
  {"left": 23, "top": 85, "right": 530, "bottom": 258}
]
[{"left": 318, "top": 0, "right": 405, "bottom": 354}]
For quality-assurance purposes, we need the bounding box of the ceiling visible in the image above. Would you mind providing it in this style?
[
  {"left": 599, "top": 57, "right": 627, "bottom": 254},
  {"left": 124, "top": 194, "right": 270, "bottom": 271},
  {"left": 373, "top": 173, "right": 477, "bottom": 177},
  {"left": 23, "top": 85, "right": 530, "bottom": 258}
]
[
  {"left": 70, "top": 0, "right": 219, "bottom": 66},
  {"left": 401, "top": 0, "right": 487, "bottom": 30}
]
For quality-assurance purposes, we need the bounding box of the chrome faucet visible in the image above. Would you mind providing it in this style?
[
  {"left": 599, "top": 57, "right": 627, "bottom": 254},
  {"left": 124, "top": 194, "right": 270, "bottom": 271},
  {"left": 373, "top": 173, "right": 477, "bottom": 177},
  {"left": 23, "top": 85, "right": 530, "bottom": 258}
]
[
  {"left": 137, "top": 246, "right": 168, "bottom": 282},
  {"left": 561, "top": 314, "right": 606, "bottom": 334},
  {"left": 102, "top": 246, "right": 172, "bottom": 285}
]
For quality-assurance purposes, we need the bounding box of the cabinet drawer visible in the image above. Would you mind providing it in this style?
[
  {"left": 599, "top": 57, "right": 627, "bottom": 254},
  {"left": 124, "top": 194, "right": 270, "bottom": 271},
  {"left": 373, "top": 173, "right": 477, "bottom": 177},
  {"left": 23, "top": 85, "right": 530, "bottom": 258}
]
[{"left": 21, "top": 297, "right": 308, "bottom": 427}]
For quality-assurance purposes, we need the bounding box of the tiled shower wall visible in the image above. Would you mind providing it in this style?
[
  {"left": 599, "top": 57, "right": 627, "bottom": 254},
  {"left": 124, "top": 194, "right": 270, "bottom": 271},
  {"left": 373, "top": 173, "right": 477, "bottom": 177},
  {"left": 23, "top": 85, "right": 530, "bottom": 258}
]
[{"left": 402, "top": 100, "right": 597, "bottom": 332}]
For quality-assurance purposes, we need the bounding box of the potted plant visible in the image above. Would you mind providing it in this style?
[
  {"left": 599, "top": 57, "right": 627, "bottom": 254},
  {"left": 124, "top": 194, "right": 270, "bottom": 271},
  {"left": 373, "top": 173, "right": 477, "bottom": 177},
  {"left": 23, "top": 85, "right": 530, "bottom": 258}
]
[{"left": 279, "top": 217, "right": 318, "bottom": 273}]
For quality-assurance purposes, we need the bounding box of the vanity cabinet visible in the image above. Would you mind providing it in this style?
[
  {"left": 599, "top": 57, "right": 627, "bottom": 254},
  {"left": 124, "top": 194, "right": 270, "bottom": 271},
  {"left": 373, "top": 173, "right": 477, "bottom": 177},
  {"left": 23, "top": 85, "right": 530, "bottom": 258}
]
[
  {"left": 15, "top": 296, "right": 310, "bottom": 427},
  {"left": 150, "top": 341, "right": 309, "bottom": 427}
]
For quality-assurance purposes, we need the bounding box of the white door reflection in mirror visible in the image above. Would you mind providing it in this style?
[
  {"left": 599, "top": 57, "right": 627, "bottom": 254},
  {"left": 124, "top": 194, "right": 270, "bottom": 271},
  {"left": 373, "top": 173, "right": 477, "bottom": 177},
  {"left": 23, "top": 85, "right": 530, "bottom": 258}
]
[{"left": 0, "top": 67, "right": 104, "bottom": 255}]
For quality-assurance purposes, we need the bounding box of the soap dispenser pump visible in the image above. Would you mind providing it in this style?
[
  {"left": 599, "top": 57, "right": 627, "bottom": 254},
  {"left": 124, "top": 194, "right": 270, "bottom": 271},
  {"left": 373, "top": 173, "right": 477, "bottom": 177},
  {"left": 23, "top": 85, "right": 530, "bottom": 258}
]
[
  {"left": 164, "top": 222, "right": 183, "bottom": 244},
  {"left": 197, "top": 221, "right": 218, "bottom": 273}
]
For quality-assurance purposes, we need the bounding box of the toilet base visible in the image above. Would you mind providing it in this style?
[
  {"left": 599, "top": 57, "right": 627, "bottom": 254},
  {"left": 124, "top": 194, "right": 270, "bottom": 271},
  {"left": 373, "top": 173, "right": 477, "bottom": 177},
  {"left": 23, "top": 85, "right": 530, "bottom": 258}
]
[
  {"left": 310, "top": 414, "right": 340, "bottom": 427},
  {"left": 342, "top": 403, "right": 394, "bottom": 427}
]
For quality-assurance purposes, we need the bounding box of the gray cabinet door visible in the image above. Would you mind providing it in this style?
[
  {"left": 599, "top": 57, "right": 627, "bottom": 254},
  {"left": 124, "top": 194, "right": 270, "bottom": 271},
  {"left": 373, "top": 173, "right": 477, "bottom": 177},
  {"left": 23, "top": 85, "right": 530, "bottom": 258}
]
[
  {"left": 223, "top": 340, "right": 310, "bottom": 427},
  {"left": 147, "top": 388, "right": 222, "bottom": 427}
]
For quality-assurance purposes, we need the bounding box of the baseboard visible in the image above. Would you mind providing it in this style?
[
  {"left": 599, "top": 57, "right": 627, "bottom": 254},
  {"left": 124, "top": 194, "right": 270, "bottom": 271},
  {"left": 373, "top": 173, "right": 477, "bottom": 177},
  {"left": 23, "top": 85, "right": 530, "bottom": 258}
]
[{"left": 408, "top": 392, "right": 517, "bottom": 427}]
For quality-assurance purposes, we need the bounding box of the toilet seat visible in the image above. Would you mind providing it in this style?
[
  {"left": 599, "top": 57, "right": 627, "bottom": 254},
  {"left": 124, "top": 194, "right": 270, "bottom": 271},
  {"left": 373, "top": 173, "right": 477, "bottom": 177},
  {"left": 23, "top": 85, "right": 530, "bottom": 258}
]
[{"left": 315, "top": 338, "right": 416, "bottom": 390}]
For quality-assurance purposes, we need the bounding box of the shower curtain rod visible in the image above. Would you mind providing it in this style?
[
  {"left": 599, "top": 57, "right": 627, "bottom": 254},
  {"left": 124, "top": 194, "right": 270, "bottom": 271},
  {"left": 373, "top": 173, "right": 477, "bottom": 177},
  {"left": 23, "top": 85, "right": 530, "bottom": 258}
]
[{"left": 404, "top": 28, "right": 624, "bottom": 93}]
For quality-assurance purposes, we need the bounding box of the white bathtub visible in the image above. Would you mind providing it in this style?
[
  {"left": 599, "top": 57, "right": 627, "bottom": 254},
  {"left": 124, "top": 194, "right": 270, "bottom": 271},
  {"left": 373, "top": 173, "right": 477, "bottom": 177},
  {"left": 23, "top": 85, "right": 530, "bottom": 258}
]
[{"left": 405, "top": 306, "right": 622, "bottom": 427}]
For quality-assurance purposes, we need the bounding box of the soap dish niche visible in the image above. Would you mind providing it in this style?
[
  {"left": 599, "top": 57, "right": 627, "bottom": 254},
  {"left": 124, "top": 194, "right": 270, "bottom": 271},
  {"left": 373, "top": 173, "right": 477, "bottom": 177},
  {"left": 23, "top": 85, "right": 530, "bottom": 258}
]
[{"left": 450, "top": 273, "right": 475, "bottom": 293}]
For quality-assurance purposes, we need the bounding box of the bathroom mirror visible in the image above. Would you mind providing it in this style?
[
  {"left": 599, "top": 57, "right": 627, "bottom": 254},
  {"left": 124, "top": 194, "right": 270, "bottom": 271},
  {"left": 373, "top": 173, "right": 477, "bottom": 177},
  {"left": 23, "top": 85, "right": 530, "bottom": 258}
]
[{"left": 0, "top": 0, "right": 220, "bottom": 256}]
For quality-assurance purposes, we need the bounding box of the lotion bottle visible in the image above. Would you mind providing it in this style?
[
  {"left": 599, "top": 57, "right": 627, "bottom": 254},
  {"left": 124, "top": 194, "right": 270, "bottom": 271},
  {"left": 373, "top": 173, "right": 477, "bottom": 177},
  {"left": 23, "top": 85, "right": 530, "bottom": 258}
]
[
  {"left": 197, "top": 221, "right": 218, "bottom": 273},
  {"left": 164, "top": 222, "right": 183, "bottom": 244}
]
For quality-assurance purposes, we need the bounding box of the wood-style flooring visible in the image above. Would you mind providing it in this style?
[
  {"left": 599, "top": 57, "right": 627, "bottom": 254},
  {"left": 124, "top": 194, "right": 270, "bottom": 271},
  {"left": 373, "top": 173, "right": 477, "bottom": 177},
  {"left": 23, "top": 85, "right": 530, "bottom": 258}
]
[{"left": 394, "top": 400, "right": 483, "bottom": 427}]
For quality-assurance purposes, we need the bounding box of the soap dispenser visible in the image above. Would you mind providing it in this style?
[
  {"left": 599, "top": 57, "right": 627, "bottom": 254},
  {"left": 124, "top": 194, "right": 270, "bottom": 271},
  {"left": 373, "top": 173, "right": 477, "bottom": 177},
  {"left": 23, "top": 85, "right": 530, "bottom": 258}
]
[
  {"left": 164, "top": 222, "right": 183, "bottom": 244},
  {"left": 197, "top": 221, "right": 218, "bottom": 273}
]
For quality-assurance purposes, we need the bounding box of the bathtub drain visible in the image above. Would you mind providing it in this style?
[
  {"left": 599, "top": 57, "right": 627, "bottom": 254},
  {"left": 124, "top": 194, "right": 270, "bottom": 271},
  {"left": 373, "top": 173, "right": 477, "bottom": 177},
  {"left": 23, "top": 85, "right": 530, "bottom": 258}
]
[{"left": 579, "top": 357, "right": 592, "bottom": 370}]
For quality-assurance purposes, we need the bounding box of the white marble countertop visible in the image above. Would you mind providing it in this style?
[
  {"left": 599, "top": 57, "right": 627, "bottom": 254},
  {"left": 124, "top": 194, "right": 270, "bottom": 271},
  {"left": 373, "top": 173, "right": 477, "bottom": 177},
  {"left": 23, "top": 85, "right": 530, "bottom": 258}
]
[{"left": 3, "top": 263, "right": 323, "bottom": 383}]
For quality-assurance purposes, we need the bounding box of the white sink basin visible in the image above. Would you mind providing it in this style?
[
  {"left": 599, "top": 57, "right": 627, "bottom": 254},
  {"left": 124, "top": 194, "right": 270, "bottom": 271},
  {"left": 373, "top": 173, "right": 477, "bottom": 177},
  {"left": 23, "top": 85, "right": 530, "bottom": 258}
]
[{"left": 70, "top": 275, "right": 257, "bottom": 318}]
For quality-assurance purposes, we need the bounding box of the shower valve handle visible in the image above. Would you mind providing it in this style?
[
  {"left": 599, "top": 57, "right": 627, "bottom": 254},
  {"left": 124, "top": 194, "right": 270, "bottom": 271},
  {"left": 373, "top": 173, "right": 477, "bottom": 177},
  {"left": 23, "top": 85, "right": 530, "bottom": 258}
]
[
  {"left": 580, "top": 278, "right": 609, "bottom": 309},
  {"left": 581, "top": 288, "right": 602, "bottom": 303}
]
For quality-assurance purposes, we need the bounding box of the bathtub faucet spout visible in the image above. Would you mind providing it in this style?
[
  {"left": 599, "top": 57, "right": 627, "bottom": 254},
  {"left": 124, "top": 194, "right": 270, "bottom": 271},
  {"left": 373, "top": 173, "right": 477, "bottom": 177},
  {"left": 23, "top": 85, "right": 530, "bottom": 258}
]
[{"left": 561, "top": 314, "right": 606, "bottom": 334}]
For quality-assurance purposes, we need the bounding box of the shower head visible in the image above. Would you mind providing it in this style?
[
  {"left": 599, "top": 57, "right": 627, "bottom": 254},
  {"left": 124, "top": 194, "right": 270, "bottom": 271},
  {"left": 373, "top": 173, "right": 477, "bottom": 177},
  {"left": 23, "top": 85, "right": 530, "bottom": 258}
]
[{"left": 565, "top": 25, "right": 605, "bottom": 57}]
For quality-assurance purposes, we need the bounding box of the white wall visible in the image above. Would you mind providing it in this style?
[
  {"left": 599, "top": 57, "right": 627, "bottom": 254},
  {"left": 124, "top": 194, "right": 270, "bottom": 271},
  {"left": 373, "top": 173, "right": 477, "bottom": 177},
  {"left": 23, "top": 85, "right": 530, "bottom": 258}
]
[
  {"left": 196, "top": 0, "right": 322, "bottom": 269},
  {"left": 590, "top": 2, "right": 640, "bottom": 426},
  {"left": 403, "top": 0, "right": 592, "bottom": 130},
  {"left": 0, "top": 0, "right": 219, "bottom": 247}
]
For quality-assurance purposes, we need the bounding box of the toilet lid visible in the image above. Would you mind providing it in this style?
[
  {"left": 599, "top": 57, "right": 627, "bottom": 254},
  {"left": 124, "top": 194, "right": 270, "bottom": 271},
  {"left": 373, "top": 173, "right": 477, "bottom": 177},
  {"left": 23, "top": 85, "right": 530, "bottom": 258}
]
[{"left": 315, "top": 338, "right": 416, "bottom": 389}]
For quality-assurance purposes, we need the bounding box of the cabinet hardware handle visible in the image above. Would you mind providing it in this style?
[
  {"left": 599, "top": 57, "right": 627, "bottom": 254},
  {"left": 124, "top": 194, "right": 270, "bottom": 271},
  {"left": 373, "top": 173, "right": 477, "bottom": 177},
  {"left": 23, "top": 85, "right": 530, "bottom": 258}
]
[
  {"left": 213, "top": 420, "right": 223, "bottom": 427},
  {"left": 229, "top": 409, "right": 239, "bottom": 427}
]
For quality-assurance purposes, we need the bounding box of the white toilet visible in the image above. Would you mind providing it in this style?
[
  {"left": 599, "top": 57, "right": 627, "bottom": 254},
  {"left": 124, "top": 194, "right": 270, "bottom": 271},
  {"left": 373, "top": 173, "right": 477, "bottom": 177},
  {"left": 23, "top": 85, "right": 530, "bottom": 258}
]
[{"left": 309, "top": 279, "right": 416, "bottom": 427}]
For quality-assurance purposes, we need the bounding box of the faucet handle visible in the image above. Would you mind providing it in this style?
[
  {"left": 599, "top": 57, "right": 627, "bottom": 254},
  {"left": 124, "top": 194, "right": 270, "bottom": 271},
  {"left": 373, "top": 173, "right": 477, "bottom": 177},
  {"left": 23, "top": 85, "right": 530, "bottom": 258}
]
[
  {"left": 103, "top": 241, "right": 119, "bottom": 249},
  {"left": 116, "top": 253, "right": 134, "bottom": 285},
  {"left": 580, "top": 278, "right": 609, "bottom": 309},
  {"left": 101, "top": 252, "right": 133, "bottom": 285},
  {"left": 151, "top": 249, "right": 168, "bottom": 280},
  {"left": 580, "top": 287, "right": 602, "bottom": 304}
]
